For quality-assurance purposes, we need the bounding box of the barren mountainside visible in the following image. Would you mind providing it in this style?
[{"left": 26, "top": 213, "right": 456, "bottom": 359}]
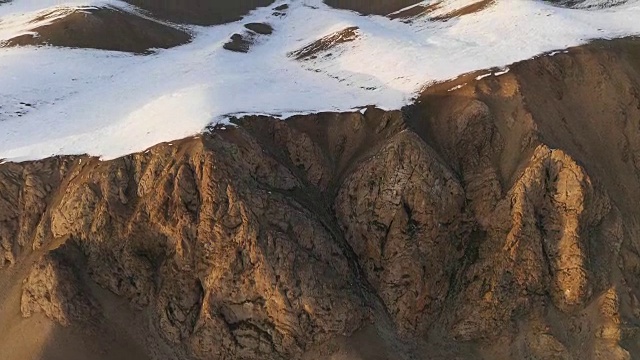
[
  {"left": 1, "top": 37, "right": 640, "bottom": 359},
  {"left": 3, "top": 0, "right": 640, "bottom": 161}
]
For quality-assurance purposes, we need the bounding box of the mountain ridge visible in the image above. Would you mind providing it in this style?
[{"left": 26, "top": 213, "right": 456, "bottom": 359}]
[{"left": 1, "top": 36, "right": 640, "bottom": 359}]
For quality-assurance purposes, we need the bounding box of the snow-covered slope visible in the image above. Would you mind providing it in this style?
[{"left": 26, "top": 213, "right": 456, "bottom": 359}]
[
  {"left": 1, "top": 0, "right": 640, "bottom": 161},
  {"left": 548, "top": 0, "right": 629, "bottom": 8}
]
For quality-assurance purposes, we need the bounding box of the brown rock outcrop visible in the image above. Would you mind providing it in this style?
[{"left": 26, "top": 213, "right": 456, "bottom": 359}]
[{"left": 1, "top": 38, "right": 640, "bottom": 359}]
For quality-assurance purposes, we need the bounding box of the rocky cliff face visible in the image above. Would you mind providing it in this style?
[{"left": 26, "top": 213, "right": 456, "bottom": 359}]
[{"left": 2, "top": 38, "right": 640, "bottom": 359}]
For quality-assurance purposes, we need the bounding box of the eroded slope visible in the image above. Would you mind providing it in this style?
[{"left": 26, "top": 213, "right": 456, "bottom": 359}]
[
  {"left": 121, "top": 0, "right": 275, "bottom": 26},
  {"left": 1, "top": 38, "right": 640, "bottom": 359},
  {"left": 2, "top": 7, "right": 191, "bottom": 53}
]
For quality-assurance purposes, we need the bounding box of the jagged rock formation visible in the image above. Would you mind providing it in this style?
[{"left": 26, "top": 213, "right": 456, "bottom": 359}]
[{"left": 1, "top": 38, "right": 640, "bottom": 359}]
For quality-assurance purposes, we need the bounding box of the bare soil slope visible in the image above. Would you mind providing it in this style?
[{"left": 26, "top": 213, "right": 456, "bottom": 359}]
[
  {"left": 323, "top": 0, "right": 424, "bottom": 15},
  {"left": 546, "top": 0, "right": 629, "bottom": 8},
  {"left": 3, "top": 7, "right": 191, "bottom": 53},
  {"left": 122, "top": 0, "right": 275, "bottom": 26},
  {"left": 1, "top": 38, "right": 640, "bottom": 359}
]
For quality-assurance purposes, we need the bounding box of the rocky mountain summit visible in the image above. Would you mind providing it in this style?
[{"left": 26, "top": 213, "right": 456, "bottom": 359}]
[{"left": 1, "top": 37, "right": 640, "bottom": 359}]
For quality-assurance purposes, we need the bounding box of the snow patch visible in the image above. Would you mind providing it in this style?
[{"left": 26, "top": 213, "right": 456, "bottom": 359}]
[
  {"left": 448, "top": 83, "right": 467, "bottom": 91},
  {"left": 494, "top": 67, "right": 510, "bottom": 76}
]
